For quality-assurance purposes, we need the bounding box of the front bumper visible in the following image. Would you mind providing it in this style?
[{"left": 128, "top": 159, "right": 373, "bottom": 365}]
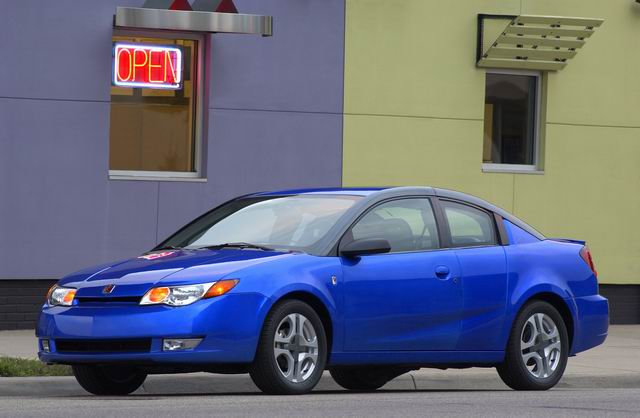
[{"left": 37, "top": 293, "right": 269, "bottom": 365}]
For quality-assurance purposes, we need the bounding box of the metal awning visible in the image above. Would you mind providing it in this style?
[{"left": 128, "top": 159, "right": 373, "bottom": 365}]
[
  {"left": 477, "top": 14, "right": 603, "bottom": 71},
  {"left": 115, "top": 4, "right": 272, "bottom": 37}
]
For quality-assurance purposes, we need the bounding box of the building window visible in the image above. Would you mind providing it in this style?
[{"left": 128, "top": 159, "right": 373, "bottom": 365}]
[
  {"left": 482, "top": 71, "right": 540, "bottom": 172},
  {"left": 109, "top": 31, "right": 204, "bottom": 180}
]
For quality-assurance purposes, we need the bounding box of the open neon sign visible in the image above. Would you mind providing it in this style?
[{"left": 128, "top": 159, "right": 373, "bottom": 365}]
[{"left": 113, "top": 43, "right": 183, "bottom": 90}]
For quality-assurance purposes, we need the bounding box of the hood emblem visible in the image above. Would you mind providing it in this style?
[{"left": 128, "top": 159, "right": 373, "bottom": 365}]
[
  {"left": 102, "top": 284, "right": 116, "bottom": 294},
  {"left": 138, "top": 250, "right": 177, "bottom": 261}
]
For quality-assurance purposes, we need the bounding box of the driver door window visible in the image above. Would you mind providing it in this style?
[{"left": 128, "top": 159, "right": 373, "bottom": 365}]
[{"left": 349, "top": 199, "right": 439, "bottom": 253}]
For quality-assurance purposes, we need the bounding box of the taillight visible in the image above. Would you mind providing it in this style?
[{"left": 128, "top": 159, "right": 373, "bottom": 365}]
[{"left": 580, "top": 246, "right": 597, "bottom": 278}]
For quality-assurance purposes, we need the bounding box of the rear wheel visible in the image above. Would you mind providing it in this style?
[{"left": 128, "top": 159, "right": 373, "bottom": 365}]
[
  {"left": 497, "top": 300, "right": 569, "bottom": 390},
  {"left": 72, "top": 364, "right": 147, "bottom": 395},
  {"left": 330, "top": 367, "right": 409, "bottom": 392},
  {"left": 249, "top": 300, "right": 327, "bottom": 395}
]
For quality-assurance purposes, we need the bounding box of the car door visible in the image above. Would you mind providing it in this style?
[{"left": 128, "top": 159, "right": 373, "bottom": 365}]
[
  {"left": 438, "top": 199, "right": 508, "bottom": 351},
  {"left": 341, "top": 198, "right": 463, "bottom": 351}
]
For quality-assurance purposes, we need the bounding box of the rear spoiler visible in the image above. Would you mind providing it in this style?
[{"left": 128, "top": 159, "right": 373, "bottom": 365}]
[{"left": 546, "top": 238, "right": 586, "bottom": 245}]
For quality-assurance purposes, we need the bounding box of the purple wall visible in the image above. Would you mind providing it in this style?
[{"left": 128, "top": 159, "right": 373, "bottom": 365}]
[{"left": 0, "top": 0, "right": 345, "bottom": 279}]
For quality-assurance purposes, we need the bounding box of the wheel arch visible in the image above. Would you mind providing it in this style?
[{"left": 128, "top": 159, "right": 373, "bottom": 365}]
[
  {"left": 517, "top": 292, "right": 576, "bottom": 352},
  {"left": 277, "top": 291, "right": 334, "bottom": 358},
  {"left": 258, "top": 287, "right": 337, "bottom": 362}
]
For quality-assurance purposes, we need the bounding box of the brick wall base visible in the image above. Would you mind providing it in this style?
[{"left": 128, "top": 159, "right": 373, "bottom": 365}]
[{"left": 0, "top": 280, "right": 57, "bottom": 330}]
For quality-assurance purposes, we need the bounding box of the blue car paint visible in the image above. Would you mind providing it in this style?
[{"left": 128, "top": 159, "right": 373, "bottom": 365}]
[
  {"left": 504, "top": 219, "right": 540, "bottom": 245},
  {"left": 454, "top": 245, "right": 508, "bottom": 351},
  {"left": 341, "top": 250, "right": 463, "bottom": 351},
  {"left": 37, "top": 187, "right": 608, "bottom": 368}
]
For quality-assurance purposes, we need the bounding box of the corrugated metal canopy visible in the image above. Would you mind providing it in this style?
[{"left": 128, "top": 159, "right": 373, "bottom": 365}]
[{"left": 477, "top": 14, "right": 604, "bottom": 71}]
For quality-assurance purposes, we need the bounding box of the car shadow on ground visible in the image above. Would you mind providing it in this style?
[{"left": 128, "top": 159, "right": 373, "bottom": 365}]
[{"left": 45, "top": 388, "right": 513, "bottom": 400}]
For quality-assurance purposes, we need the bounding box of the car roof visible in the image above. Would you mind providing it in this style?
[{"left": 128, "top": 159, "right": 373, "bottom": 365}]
[
  {"left": 248, "top": 186, "right": 545, "bottom": 240},
  {"left": 248, "top": 187, "right": 389, "bottom": 197}
]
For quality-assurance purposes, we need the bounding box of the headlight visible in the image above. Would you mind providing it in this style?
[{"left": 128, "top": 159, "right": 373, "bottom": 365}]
[
  {"left": 140, "top": 279, "right": 239, "bottom": 307},
  {"left": 47, "top": 286, "right": 77, "bottom": 306}
]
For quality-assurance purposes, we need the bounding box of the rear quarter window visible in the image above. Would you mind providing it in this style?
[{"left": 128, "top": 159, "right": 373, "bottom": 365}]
[{"left": 441, "top": 201, "right": 497, "bottom": 247}]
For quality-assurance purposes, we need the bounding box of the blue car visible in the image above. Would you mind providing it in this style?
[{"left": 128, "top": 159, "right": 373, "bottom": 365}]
[{"left": 37, "top": 187, "right": 608, "bottom": 395}]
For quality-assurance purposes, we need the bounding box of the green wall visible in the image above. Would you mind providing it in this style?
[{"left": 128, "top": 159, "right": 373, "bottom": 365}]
[{"left": 342, "top": 0, "right": 640, "bottom": 284}]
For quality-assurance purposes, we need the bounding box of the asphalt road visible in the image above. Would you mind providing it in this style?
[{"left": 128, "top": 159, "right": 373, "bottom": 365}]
[
  {"left": 1, "top": 386, "right": 639, "bottom": 418},
  {"left": 1, "top": 372, "right": 640, "bottom": 418}
]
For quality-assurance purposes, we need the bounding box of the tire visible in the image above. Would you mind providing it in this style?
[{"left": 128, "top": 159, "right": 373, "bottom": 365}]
[
  {"left": 330, "top": 367, "right": 405, "bottom": 392},
  {"left": 72, "top": 364, "right": 147, "bottom": 395},
  {"left": 497, "top": 300, "right": 569, "bottom": 390},
  {"left": 249, "top": 300, "right": 327, "bottom": 395}
]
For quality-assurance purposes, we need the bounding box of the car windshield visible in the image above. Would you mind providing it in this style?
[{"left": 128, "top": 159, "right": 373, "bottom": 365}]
[{"left": 160, "top": 195, "right": 362, "bottom": 253}]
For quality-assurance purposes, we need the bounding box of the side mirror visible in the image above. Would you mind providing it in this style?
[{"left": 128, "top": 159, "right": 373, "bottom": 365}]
[{"left": 340, "top": 238, "right": 391, "bottom": 258}]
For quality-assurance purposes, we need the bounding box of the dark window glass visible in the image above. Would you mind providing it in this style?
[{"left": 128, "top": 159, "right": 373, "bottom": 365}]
[
  {"left": 483, "top": 73, "right": 538, "bottom": 165},
  {"left": 442, "top": 201, "right": 496, "bottom": 247},
  {"left": 349, "top": 199, "right": 439, "bottom": 253}
]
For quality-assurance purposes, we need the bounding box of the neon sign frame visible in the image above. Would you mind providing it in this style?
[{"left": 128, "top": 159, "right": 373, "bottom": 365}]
[{"left": 112, "top": 43, "right": 183, "bottom": 90}]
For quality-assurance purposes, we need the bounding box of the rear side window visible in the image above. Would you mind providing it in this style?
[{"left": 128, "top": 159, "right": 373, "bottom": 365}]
[
  {"left": 441, "top": 201, "right": 497, "bottom": 247},
  {"left": 350, "top": 198, "right": 439, "bottom": 253}
]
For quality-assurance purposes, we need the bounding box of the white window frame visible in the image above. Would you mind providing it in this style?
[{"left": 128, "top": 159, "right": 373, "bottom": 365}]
[
  {"left": 108, "top": 30, "right": 207, "bottom": 182},
  {"left": 482, "top": 69, "right": 543, "bottom": 174}
]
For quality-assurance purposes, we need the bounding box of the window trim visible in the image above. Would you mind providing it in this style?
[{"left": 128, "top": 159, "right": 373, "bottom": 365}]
[
  {"left": 338, "top": 197, "right": 443, "bottom": 256},
  {"left": 482, "top": 68, "right": 542, "bottom": 173},
  {"left": 437, "top": 198, "right": 500, "bottom": 250},
  {"left": 108, "top": 29, "right": 207, "bottom": 182},
  {"left": 494, "top": 213, "right": 510, "bottom": 246}
]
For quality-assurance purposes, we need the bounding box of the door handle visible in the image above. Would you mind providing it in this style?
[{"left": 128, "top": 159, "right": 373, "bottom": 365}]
[{"left": 435, "top": 265, "right": 450, "bottom": 278}]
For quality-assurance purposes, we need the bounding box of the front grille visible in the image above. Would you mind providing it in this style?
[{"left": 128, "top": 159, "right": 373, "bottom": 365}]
[{"left": 55, "top": 339, "right": 151, "bottom": 354}]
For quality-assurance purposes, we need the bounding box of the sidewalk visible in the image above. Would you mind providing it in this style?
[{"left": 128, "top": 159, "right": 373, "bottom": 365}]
[
  {"left": 1, "top": 326, "right": 638, "bottom": 395},
  {"left": 0, "top": 330, "right": 37, "bottom": 359}
]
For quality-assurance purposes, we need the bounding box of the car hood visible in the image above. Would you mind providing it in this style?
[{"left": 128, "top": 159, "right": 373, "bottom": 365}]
[{"left": 59, "top": 249, "right": 292, "bottom": 298}]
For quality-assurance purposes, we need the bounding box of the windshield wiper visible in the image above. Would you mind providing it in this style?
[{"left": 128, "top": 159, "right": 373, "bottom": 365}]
[
  {"left": 199, "top": 242, "right": 276, "bottom": 252},
  {"left": 150, "top": 245, "right": 183, "bottom": 251}
]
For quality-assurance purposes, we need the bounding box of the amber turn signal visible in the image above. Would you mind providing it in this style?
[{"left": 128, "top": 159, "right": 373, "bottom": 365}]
[
  {"left": 63, "top": 290, "right": 77, "bottom": 305},
  {"left": 146, "top": 287, "right": 170, "bottom": 303},
  {"left": 204, "top": 279, "right": 239, "bottom": 298}
]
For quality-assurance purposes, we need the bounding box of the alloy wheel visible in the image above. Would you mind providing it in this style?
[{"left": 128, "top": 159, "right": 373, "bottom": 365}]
[
  {"left": 520, "top": 313, "right": 562, "bottom": 379},
  {"left": 273, "top": 313, "right": 319, "bottom": 383}
]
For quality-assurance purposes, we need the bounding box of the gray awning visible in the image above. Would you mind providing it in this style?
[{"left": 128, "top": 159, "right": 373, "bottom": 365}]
[
  {"left": 115, "top": 6, "right": 272, "bottom": 37},
  {"left": 477, "top": 14, "right": 603, "bottom": 71}
]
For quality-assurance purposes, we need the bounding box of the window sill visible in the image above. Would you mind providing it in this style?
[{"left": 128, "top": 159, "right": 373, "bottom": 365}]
[
  {"left": 482, "top": 164, "right": 544, "bottom": 175},
  {"left": 109, "top": 172, "right": 208, "bottom": 183}
]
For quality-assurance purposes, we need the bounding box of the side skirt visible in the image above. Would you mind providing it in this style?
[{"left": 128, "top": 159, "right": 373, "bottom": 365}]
[{"left": 328, "top": 351, "right": 505, "bottom": 367}]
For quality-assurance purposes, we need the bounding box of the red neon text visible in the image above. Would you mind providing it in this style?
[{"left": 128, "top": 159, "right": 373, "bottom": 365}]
[{"left": 113, "top": 43, "right": 182, "bottom": 89}]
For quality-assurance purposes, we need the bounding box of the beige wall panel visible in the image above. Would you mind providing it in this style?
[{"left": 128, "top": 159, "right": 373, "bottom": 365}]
[
  {"left": 345, "top": 0, "right": 521, "bottom": 119},
  {"left": 343, "top": 114, "right": 515, "bottom": 211},
  {"left": 514, "top": 124, "right": 640, "bottom": 284}
]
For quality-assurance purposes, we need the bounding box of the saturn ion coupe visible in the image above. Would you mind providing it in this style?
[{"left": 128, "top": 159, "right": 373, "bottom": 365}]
[{"left": 37, "top": 187, "right": 608, "bottom": 395}]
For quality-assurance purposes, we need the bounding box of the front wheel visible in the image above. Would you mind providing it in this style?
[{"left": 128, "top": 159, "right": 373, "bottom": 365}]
[
  {"left": 249, "top": 300, "right": 327, "bottom": 395},
  {"left": 72, "top": 365, "right": 147, "bottom": 395},
  {"left": 497, "top": 300, "right": 569, "bottom": 390}
]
